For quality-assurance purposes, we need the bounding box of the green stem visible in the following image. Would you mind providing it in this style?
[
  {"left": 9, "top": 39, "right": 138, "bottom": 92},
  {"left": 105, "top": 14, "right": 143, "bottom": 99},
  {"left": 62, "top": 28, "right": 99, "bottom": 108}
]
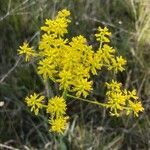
[
  {"left": 42, "top": 105, "right": 48, "bottom": 108},
  {"left": 99, "top": 41, "right": 103, "bottom": 50},
  {"left": 66, "top": 94, "right": 106, "bottom": 107},
  {"left": 62, "top": 89, "right": 67, "bottom": 99}
]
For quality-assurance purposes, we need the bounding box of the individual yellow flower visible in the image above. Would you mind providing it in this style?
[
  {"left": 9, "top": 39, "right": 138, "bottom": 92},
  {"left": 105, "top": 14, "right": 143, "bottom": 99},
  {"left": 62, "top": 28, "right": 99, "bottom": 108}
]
[
  {"left": 95, "top": 26, "right": 111, "bottom": 43},
  {"left": 105, "top": 81, "right": 125, "bottom": 116},
  {"left": 127, "top": 100, "right": 144, "bottom": 117},
  {"left": 47, "top": 96, "right": 67, "bottom": 116},
  {"left": 106, "top": 80, "right": 122, "bottom": 95},
  {"left": 25, "top": 93, "right": 45, "bottom": 115},
  {"left": 101, "top": 44, "right": 115, "bottom": 64},
  {"left": 57, "top": 70, "right": 73, "bottom": 90},
  {"left": 69, "top": 35, "right": 87, "bottom": 50},
  {"left": 128, "top": 89, "right": 138, "bottom": 100},
  {"left": 72, "top": 78, "right": 93, "bottom": 98},
  {"left": 106, "top": 92, "right": 126, "bottom": 116},
  {"left": 72, "top": 64, "right": 90, "bottom": 79},
  {"left": 37, "top": 58, "right": 57, "bottom": 80},
  {"left": 41, "top": 19, "right": 53, "bottom": 34},
  {"left": 109, "top": 56, "right": 126, "bottom": 73},
  {"left": 57, "top": 9, "right": 70, "bottom": 19},
  {"left": 18, "top": 42, "right": 36, "bottom": 61},
  {"left": 38, "top": 33, "right": 57, "bottom": 52},
  {"left": 49, "top": 116, "right": 68, "bottom": 134},
  {"left": 90, "top": 51, "right": 103, "bottom": 75}
]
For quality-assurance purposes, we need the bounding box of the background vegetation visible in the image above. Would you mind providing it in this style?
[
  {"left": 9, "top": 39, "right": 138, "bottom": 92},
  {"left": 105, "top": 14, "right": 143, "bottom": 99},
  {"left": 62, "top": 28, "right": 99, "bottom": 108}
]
[{"left": 0, "top": 0, "right": 150, "bottom": 149}]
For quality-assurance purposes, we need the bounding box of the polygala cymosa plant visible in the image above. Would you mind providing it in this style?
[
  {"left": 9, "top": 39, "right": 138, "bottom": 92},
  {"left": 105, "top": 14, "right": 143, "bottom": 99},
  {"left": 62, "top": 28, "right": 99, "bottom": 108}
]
[{"left": 18, "top": 9, "right": 144, "bottom": 134}]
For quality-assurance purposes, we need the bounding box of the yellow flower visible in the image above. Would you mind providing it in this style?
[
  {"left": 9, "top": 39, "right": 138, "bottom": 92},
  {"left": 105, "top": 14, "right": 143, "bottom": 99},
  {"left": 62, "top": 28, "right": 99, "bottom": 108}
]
[
  {"left": 106, "top": 81, "right": 125, "bottom": 116},
  {"left": 128, "top": 89, "right": 138, "bottom": 100},
  {"left": 73, "top": 79, "right": 93, "bottom": 98},
  {"left": 106, "top": 80, "right": 122, "bottom": 91},
  {"left": 39, "top": 33, "right": 56, "bottom": 52},
  {"left": 57, "top": 70, "right": 73, "bottom": 90},
  {"left": 49, "top": 116, "right": 68, "bottom": 134},
  {"left": 37, "top": 58, "right": 57, "bottom": 80},
  {"left": 47, "top": 96, "right": 67, "bottom": 116},
  {"left": 105, "top": 80, "right": 144, "bottom": 117},
  {"left": 18, "top": 42, "right": 36, "bottom": 61},
  {"left": 57, "top": 9, "right": 70, "bottom": 19},
  {"left": 90, "top": 51, "right": 103, "bottom": 75},
  {"left": 41, "top": 9, "right": 71, "bottom": 36},
  {"left": 101, "top": 44, "right": 115, "bottom": 64},
  {"left": 109, "top": 56, "right": 126, "bottom": 73},
  {"left": 25, "top": 93, "right": 45, "bottom": 115},
  {"left": 95, "top": 26, "right": 111, "bottom": 43},
  {"left": 128, "top": 101, "right": 144, "bottom": 117}
]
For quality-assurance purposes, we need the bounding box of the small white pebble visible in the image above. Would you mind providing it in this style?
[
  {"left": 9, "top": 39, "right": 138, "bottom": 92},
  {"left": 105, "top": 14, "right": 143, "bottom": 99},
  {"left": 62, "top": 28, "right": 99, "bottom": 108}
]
[
  {"left": 0, "top": 101, "right": 4, "bottom": 107},
  {"left": 118, "top": 21, "right": 122, "bottom": 24}
]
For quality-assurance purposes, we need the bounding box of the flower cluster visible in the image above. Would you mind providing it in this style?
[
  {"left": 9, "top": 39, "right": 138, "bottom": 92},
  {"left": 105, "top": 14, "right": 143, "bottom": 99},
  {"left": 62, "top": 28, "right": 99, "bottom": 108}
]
[
  {"left": 25, "top": 94, "right": 68, "bottom": 133},
  {"left": 47, "top": 96, "right": 68, "bottom": 134},
  {"left": 18, "top": 9, "right": 127, "bottom": 98},
  {"left": 18, "top": 9, "right": 144, "bottom": 134},
  {"left": 105, "top": 80, "right": 144, "bottom": 117}
]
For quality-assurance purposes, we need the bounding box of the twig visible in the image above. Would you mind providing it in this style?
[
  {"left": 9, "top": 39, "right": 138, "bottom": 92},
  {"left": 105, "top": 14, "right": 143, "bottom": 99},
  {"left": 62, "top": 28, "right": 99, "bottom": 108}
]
[
  {"left": 0, "top": 0, "right": 35, "bottom": 22},
  {"left": 138, "top": 73, "right": 147, "bottom": 96},
  {"left": 0, "top": 12, "right": 10, "bottom": 21},
  {"left": 0, "top": 143, "right": 19, "bottom": 150},
  {"left": 83, "top": 16, "right": 134, "bottom": 35},
  {"left": 0, "top": 57, "right": 21, "bottom": 83}
]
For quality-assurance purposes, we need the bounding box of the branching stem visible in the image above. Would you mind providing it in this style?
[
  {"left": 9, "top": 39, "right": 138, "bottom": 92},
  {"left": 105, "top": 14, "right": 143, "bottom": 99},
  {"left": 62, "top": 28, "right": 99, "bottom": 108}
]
[{"left": 66, "top": 94, "right": 106, "bottom": 107}]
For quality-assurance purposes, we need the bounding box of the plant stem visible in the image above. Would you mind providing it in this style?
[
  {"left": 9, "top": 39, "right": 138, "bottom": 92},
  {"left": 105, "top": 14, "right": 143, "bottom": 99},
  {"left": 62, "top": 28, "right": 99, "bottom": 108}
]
[
  {"left": 99, "top": 41, "right": 103, "bottom": 50},
  {"left": 62, "top": 89, "right": 68, "bottom": 99},
  {"left": 66, "top": 94, "right": 106, "bottom": 107}
]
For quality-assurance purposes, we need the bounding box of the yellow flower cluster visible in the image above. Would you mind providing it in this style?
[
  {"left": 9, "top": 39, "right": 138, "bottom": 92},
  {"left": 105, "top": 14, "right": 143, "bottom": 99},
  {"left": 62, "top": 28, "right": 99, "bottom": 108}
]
[
  {"left": 47, "top": 96, "right": 68, "bottom": 134},
  {"left": 36, "top": 9, "right": 126, "bottom": 98},
  {"left": 41, "top": 9, "right": 70, "bottom": 36},
  {"left": 18, "top": 9, "right": 127, "bottom": 98},
  {"left": 105, "top": 80, "right": 144, "bottom": 117},
  {"left": 25, "top": 94, "right": 68, "bottom": 133},
  {"left": 18, "top": 9, "right": 144, "bottom": 134}
]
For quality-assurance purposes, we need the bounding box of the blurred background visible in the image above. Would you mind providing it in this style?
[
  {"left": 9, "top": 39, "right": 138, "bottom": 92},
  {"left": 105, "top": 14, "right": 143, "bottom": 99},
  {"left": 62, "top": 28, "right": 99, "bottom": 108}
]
[{"left": 0, "top": 0, "right": 150, "bottom": 149}]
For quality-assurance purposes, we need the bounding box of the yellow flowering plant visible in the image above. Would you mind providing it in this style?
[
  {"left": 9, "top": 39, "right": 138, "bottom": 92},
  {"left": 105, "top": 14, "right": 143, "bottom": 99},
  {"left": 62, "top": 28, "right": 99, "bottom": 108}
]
[{"left": 18, "top": 9, "right": 144, "bottom": 134}]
